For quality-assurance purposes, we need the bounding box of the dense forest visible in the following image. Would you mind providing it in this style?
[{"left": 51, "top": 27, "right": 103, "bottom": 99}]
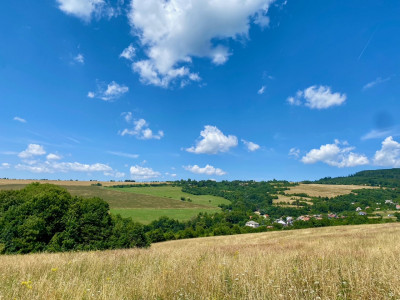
[
  {"left": 0, "top": 183, "right": 149, "bottom": 254},
  {"left": 312, "top": 168, "right": 400, "bottom": 188}
]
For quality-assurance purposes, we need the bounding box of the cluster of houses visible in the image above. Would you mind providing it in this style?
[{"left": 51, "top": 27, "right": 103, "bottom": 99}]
[
  {"left": 246, "top": 200, "right": 400, "bottom": 228},
  {"left": 354, "top": 200, "right": 400, "bottom": 216},
  {"left": 385, "top": 199, "right": 400, "bottom": 210},
  {"left": 245, "top": 213, "right": 341, "bottom": 228}
]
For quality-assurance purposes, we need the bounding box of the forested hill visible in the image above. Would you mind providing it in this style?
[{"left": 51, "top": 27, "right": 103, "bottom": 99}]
[{"left": 312, "top": 168, "right": 400, "bottom": 188}]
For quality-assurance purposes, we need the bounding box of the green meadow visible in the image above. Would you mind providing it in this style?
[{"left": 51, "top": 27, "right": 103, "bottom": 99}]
[{"left": 107, "top": 185, "right": 229, "bottom": 223}]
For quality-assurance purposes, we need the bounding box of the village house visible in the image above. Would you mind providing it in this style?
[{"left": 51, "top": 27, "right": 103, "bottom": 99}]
[
  {"left": 245, "top": 221, "right": 259, "bottom": 228},
  {"left": 396, "top": 205, "right": 400, "bottom": 210},
  {"left": 358, "top": 212, "right": 367, "bottom": 216},
  {"left": 385, "top": 200, "right": 394, "bottom": 204},
  {"left": 356, "top": 207, "right": 362, "bottom": 212},
  {"left": 297, "top": 215, "right": 311, "bottom": 221},
  {"left": 274, "top": 219, "right": 287, "bottom": 226}
]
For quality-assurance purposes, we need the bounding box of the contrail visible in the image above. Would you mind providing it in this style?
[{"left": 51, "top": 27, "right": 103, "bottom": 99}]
[{"left": 358, "top": 27, "right": 378, "bottom": 61}]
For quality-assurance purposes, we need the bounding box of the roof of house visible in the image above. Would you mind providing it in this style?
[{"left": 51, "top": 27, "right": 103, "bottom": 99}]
[{"left": 246, "top": 221, "right": 259, "bottom": 225}]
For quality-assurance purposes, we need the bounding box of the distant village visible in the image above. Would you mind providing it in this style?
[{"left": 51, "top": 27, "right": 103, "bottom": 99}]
[{"left": 245, "top": 199, "right": 400, "bottom": 228}]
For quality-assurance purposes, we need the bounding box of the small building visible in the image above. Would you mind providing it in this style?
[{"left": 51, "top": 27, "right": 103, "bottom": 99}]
[
  {"left": 385, "top": 200, "right": 394, "bottom": 204},
  {"left": 358, "top": 212, "right": 367, "bottom": 216},
  {"left": 245, "top": 221, "right": 259, "bottom": 228},
  {"left": 275, "top": 219, "right": 287, "bottom": 226},
  {"left": 396, "top": 205, "right": 400, "bottom": 210},
  {"left": 356, "top": 207, "right": 362, "bottom": 212}
]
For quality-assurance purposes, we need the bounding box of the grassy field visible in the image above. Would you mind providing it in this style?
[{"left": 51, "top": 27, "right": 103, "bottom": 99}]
[
  {"left": 111, "top": 207, "right": 221, "bottom": 224},
  {"left": 108, "top": 185, "right": 230, "bottom": 208},
  {"left": 1, "top": 223, "right": 399, "bottom": 299},
  {"left": 107, "top": 185, "right": 229, "bottom": 223}
]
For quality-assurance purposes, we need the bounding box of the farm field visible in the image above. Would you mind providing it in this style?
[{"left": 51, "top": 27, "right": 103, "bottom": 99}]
[
  {"left": 108, "top": 185, "right": 230, "bottom": 208},
  {"left": 286, "top": 183, "right": 376, "bottom": 198},
  {"left": 1, "top": 223, "right": 399, "bottom": 299},
  {"left": 111, "top": 207, "right": 221, "bottom": 224}
]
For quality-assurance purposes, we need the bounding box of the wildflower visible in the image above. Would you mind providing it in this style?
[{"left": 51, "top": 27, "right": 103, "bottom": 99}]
[
  {"left": 51, "top": 268, "right": 58, "bottom": 272},
  {"left": 21, "top": 280, "right": 32, "bottom": 289}
]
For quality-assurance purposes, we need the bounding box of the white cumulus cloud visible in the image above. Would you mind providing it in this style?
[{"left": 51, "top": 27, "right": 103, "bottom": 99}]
[
  {"left": 301, "top": 140, "right": 369, "bottom": 168},
  {"left": 128, "top": 0, "right": 275, "bottom": 87},
  {"left": 120, "top": 116, "right": 164, "bottom": 140},
  {"left": 56, "top": 0, "right": 105, "bottom": 21},
  {"left": 18, "top": 144, "right": 46, "bottom": 159},
  {"left": 46, "top": 153, "right": 62, "bottom": 160},
  {"left": 184, "top": 164, "right": 226, "bottom": 176},
  {"left": 373, "top": 136, "right": 400, "bottom": 167},
  {"left": 88, "top": 81, "right": 129, "bottom": 101},
  {"left": 242, "top": 139, "right": 260, "bottom": 152},
  {"left": 287, "top": 85, "right": 346, "bottom": 109},
  {"left": 186, "top": 125, "right": 238, "bottom": 154},
  {"left": 130, "top": 165, "right": 161, "bottom": 180}
]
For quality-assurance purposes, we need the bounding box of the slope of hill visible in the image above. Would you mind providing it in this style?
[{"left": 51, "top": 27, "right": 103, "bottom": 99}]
[
  {"left": 1, "top": 223, "right": 399, "bottom": 299},
  {"left": 313, "top": 168, "right": 400, "bottom": 187}
]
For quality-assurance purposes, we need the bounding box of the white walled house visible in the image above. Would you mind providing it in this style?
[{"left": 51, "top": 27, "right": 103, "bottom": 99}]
[{"left": 245, "top": 221, "right": 260, "bottom": 228}]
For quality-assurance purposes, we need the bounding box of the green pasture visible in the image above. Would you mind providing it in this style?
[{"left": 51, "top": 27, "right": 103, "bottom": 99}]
[
  {"left": 108, "top": 185, "right": 230, "bottom": 208},
  {"left": 111, "top": 207, "right": 221, "bottom": 224}
]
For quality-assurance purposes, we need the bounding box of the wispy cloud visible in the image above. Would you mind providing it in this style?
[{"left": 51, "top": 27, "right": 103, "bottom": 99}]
[
  {"left": 362, "top": 76, "right": 391, "bottom": 90},
  {"left": 74, "top": 53, "right": 85, "bottom": 64},
  {"left": 107, "top": 151, "right": 139, "bottom": 159},
  {"left": 257, "top": 86, "right": 266, "bottom": 95},
  {"left": 13, "top": 116, "right": 27, "bottom": 123}
]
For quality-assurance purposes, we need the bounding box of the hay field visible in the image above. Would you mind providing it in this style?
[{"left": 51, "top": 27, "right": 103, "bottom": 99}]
[
  {"left": 0, "top": 179, "right": 166, "bottom": 187},
  {"left": 1, "top": 223, "right": 399, "bottom": 299},
  {"left": 286, "top": 183, "right": 376, "bottom": 198}
]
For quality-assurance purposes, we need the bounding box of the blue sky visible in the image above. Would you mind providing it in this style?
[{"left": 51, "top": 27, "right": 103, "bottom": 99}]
[{"left": 1, "top": 0, "right": 400, "bottom": 181}]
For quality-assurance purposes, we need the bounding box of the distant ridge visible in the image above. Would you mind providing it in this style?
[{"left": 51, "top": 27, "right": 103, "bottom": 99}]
[{"left": 311, "top": 168, "right": 400, "bottom": 188}]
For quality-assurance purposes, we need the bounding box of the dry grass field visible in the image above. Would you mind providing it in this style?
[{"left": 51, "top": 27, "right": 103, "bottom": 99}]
[
  {"left": 273, "top": 194, "right": 313, "bottom": 206},
  {"left": 286, "top": 183, "right": 376, "bottom": 198},
  {"left": 0, "top": 179, "right": 165, "bottom": 187},
  {"left": 1, "top": 223, "right": 399, "bottom": 299}
]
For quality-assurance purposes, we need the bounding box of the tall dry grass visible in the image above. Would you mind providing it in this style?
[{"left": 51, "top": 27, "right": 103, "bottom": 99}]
[
  {"left": 287, "top": 184, "right": 376, "bottom": 198},
  {"left": 1, "top": 223, "right": 399, "bottom": 299}
]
